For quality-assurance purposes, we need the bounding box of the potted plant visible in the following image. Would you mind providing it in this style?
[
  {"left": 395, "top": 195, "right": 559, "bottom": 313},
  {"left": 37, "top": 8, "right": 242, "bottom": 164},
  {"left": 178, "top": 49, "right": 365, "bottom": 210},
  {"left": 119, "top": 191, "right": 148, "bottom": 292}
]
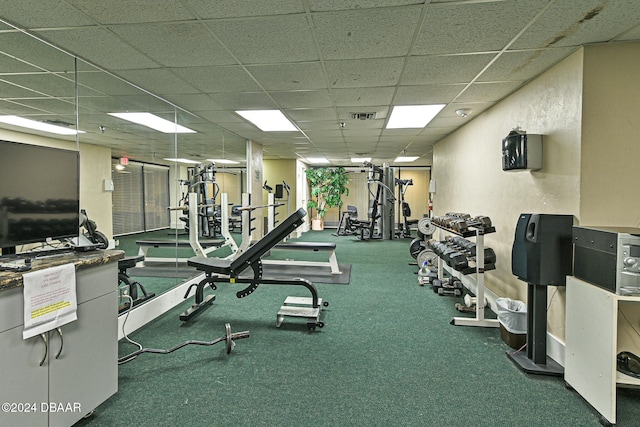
[{"left": 305, "top": 166, "right": 349, "bottom": 230}]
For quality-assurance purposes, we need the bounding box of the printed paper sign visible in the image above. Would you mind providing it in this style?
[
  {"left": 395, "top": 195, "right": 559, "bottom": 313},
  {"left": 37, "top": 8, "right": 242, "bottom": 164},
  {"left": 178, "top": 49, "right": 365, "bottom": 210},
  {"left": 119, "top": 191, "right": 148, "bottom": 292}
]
[{"left": 22, "top": 263, "right": 77, "bottom": 339}]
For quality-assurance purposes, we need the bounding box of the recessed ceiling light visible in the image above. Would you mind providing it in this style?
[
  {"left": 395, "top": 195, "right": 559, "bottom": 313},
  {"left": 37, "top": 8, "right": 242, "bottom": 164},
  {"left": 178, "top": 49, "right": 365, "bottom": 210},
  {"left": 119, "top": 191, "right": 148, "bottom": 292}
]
[
  {"left": 207, "top": 158, "right": 240, "bottom": 164},
  {"left": 306, "top": 157, "right": 330, "bottom": 164},
  {"left": 163, "top": 158, "right": 201, "bottom": 164},
  {"left": 386, "top": 105, "right": 445, "bottom": 129},
  {"left": 351, "top": 157, "right": 372, "bottom": 163},
  {"left": 109, "top": 112, "right": 196, "bottom": 133},
  {"left": 394, "top": 156, "right": 419, "bottom": 163},
  {"left": 0, "top": 115, "right": 84, "bottom": 135},
  {"left": 235, "top": 110, "right": 297, "bottom": 132}
]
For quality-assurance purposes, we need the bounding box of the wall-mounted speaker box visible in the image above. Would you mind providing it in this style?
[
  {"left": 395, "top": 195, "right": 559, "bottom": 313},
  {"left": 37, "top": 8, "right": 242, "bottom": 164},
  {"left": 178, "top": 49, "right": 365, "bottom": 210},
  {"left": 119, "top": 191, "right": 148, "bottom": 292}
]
[
  {"left": 512, "top": 213, "right": 574, "bottom": 286},
  {"left": 502, "top": 130, "right": 542, "bottom": 171}
]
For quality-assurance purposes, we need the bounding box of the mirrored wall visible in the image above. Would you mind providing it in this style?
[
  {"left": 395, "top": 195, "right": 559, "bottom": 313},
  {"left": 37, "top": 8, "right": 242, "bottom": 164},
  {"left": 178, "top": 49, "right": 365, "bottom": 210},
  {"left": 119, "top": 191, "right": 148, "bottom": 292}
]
[{"left": 0, "top": 21, "right": 246, "bottom": 307}]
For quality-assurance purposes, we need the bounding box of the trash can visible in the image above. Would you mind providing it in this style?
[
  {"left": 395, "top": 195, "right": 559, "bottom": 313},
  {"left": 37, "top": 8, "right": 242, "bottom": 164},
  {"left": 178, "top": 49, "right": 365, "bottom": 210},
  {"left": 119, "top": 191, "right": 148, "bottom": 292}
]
[{"left": 496, "top": 298, "right": 527, "bottom": 349}]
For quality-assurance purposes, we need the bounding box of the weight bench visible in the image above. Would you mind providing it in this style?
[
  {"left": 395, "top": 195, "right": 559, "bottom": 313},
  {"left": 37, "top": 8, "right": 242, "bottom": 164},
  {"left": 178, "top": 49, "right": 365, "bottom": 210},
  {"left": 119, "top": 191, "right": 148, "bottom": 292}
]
[
  {"left": 267, "top": 241, "right": 341, "bottom": 274},
  {"left": 185, "top": 208, "right": 326, "bottom": 330},
  {"left": 136, "top": 239, "right": 224, "bottom": 264},
  {"left": 117, "top": 255, "right": 155, "bottom": 313}
]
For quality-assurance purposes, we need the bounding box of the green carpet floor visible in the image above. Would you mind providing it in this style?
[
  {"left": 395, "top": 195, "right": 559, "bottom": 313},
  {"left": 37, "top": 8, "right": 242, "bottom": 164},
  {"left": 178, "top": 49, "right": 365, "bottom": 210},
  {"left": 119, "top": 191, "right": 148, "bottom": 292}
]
[{"left": 77, "top": 230, "right": 640, "bottom": 426}]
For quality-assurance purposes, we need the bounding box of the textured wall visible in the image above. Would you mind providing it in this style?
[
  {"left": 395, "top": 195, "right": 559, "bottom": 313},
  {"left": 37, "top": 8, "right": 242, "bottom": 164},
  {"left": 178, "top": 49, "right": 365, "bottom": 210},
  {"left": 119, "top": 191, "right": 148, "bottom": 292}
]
[
  {"left": 580, "top": 42, "right": 640, "bottom": 227},
  {"left": 432, "top": 49, "right": 584, "bottom": 341}
]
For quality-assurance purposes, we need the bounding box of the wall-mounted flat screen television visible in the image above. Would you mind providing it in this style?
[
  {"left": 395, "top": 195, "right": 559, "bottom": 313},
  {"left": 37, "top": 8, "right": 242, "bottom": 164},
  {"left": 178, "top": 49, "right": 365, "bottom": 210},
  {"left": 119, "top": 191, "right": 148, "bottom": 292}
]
[{"left": 0, "top": 140, "right": 79, "bottom": 252}]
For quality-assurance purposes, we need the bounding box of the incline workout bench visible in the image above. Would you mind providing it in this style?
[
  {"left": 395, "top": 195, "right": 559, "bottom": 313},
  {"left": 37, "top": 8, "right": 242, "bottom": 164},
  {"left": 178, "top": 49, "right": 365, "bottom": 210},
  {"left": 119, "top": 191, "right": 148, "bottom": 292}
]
[{"left": 185, "top": 208, "right": 327, "bottom": 331}]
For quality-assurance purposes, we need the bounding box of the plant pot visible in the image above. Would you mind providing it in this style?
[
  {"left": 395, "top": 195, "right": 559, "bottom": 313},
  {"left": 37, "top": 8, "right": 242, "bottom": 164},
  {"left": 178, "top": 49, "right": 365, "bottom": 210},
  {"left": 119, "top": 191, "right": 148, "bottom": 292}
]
[{"left": 311, "top": 218, "right": 324, "bottom": 231}]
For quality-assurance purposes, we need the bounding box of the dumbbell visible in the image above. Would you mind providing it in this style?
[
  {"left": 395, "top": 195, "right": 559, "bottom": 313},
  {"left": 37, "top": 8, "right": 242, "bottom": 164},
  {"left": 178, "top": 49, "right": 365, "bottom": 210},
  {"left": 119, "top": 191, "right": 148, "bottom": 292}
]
[{"left": 467, "top": 216, "right": 492, "bottom": 228}]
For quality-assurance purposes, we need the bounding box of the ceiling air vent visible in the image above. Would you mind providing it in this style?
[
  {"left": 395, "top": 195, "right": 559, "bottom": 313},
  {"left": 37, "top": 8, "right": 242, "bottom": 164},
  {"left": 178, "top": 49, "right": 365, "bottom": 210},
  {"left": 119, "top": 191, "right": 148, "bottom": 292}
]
[{"left": 350, "top": 112, "right": 376, "bottom": 120}]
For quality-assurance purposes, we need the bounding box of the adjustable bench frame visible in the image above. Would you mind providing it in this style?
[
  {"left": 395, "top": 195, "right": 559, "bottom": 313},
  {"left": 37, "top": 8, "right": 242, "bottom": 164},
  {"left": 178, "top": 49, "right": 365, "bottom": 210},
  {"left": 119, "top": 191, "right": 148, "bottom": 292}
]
[{"left": 184, "top": 208, "right": 325, "bottom": 329}]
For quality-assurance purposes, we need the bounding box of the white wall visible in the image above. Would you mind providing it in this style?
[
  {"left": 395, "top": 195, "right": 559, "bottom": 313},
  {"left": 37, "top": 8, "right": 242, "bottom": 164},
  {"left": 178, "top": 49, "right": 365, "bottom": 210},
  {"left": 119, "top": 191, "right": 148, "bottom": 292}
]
[{"left": 432, "top": 49, "right": 585, "bottom": 340}]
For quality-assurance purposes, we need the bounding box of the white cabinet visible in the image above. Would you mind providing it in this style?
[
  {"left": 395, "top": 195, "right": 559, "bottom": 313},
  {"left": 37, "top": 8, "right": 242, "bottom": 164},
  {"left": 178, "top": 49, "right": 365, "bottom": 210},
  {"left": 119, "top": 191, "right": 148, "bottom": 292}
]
[
  {"left": 0, "top": 261, "right": 118, "bottom": 427},
  {"left": 565, "top": 275, "right": 640, "bottom": 426}
]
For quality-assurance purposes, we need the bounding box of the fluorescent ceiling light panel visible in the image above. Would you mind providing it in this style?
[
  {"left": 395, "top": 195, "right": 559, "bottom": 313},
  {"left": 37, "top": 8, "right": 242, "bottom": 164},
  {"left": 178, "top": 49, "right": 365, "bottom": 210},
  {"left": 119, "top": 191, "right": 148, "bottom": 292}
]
[
  {"left": 395, "top": 156, "right": 419, "bottom": 162},
  {"left": 306, "top": 157, "right": 330, "bottom": 164},
  {"left": 109, "top": 112, "right": 196, "bottom": 133},
  {"left": 386, "top": 105, "right": 445, "bottom": 129},
  {"left": 207, "top": 158, "right": 240, "bottom": 164},
  {"left": 0, "top": 115, "right": 84, "bottom": 135},
  {"left": 351, "top": 157, "right": 371, "bottom": 163},
  {"left": 163, "top": 158, "right": 201, "bottom": 164},
  {"left": 235, "top": 110, "right": 297, "bottom": 132}
]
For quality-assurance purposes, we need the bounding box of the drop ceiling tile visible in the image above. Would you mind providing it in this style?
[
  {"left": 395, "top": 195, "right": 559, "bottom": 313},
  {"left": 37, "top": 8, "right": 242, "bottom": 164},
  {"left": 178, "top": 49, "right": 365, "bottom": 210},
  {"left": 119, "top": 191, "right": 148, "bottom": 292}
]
[
  {"left": 208, "top": 91, "right": 277, "bottom": 110},
  {"left": 342, "top": 127, "right": 381, "bottom": 137},
  {"left": 338, "top": 119, "right": 384, "bottom": 130},
  {"left": 325, "top": 57, "right": 405, "bottom": 88},
  {"left": 285, "top": 108, "right": 337, "bottom": 122},
  {"left": 394, "top": 84, "right": 466, "bottom": 104},
  {"left": 312, "top": 6, "right": 422, "bottom": 60},
  {"left": 304, "top": 129, "right": 343, "bottom": 139},
  {"left": 0, "top": 76, "right": 45, "bottom": 99},
  {"left": 4, "top": 73, "right": 76, "bottom": 96},
  {"left": 195, "top": 110, "right": 244, "bottom": 123},
  {"left": 0, "top": 54, "right": 43, "bottom": 73},
  {"left": 270, "top": 90, "right": 333, "bottom": 109},
  {"left": 75, "top": 70, "right": 144, "bottom": 96},
  {"left": 478, "top": 47, "right": 576, "bottom": 82},
  {"left": 402, "top": 53, "right": 496, "bottom": 85},
  {"left": 414, "top": 0, "right": 548, "bottom": 55},
  {"left": 173, "top": 66, "right": 261, "bottom": 93},
  {"left": 0, "top": 0, "right": 97, "bottom": 27},
  {"left": 160, "top": 94, "right": 223, "bottom": 112},
  {"left": 109, "top": 23, "right": 237, "bottom": 68},
  {"left": 206, "top": 15, "right": 318, "bottom": 64},
  {"left": 14, "top": 98, "right": 76, "bottom": 115},
  {"left": 246, "top": 62, "right": 327, "bottom": 91},
  {"left": 456, "top": 81, "right": 522, "bottom": 103},
  {"left": 511, "top": 0, "right": 640, "bottom": 50},
  {"left": 117, "top": 69, "right": 200, "bottom": 96},
  {"left": 297, "top": 120, "right": 341, "bottom": 131},
  {"left": 183, "top": 0, "right": 304, "bottom": 18},
  {"left": 78, "top": 95, "right": 141, "bottom": 114},
  {"left": 67, "top": 0, "right": 196, "bottom": 24},
  {"left": 309, "top": 0, "right": 423, "bottom": 12},
  {"left": 0, "top": 32, "right": 77, "bottom": 72},
  {"left": 33, "top": 27, "right": 159, "bottom": 70},
  {"left": 332, "top": 87, "right": 395, "bottom": 106},
  {"left": 0, "top": 99, "right": 44, "bottom": 115},
  {"left": 428, "top": 116, "right": 468, "bottom": 128}
]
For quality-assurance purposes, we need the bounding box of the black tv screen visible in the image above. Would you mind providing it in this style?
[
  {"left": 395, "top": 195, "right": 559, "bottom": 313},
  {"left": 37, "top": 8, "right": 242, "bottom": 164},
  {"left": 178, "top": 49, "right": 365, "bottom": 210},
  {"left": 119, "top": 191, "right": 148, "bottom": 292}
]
[{"left": 0, "top": 140, "right": 79, "bottom": 250}]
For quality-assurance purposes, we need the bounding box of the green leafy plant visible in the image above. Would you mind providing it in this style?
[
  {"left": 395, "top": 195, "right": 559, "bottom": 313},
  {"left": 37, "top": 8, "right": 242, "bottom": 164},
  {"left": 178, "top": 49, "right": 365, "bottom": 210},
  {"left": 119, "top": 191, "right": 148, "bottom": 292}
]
[{"left": 305, "top": 166, "right": 350, "bottom": 221}]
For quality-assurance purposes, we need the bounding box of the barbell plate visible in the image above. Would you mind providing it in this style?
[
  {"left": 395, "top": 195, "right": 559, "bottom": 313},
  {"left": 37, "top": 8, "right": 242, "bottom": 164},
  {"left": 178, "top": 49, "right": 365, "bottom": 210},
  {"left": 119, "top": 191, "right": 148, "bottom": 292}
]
[
  {"left": 418, "top": 218, "right": 437, "bottom": 236},
  {"left": 417, "top": 248, "right": 437, "bottom": 267},
  {"left": 409, "top": 238, "right": 426, "bottom": 259},
  {"left": 225, "top": 323, "right": 233, "bottom": 354}
]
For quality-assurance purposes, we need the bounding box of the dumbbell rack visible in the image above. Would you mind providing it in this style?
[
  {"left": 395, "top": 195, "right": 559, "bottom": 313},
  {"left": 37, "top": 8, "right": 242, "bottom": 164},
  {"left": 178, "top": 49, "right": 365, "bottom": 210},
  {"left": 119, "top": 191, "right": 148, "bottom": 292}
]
[{"left": 433, "top": 221, "right": 499, "bottom": 328}]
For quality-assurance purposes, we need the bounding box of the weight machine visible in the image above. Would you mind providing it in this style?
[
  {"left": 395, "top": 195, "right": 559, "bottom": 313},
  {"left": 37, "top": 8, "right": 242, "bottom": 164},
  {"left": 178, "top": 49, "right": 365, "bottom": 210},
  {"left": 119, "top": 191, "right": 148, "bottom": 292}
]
[
  {"left": 395, "top": 178, "right": 418, "bottom": 238},
  {"left": 353, "top": 162, "right": 396, "bottom": 240},
  {"left": 179, "top": 163, "right": 221, "bottom": 239}
]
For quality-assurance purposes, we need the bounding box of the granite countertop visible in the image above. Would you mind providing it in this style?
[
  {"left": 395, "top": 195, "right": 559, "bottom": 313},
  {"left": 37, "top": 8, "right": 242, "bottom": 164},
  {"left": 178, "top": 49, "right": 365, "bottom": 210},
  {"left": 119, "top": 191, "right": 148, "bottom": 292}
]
[{"left": 0, "top": 249, "right": 125, "bottom": 292}]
